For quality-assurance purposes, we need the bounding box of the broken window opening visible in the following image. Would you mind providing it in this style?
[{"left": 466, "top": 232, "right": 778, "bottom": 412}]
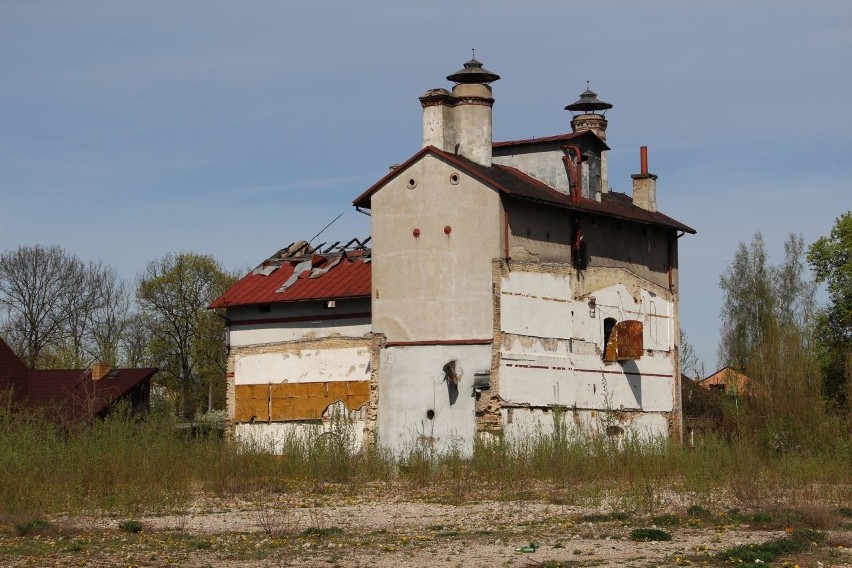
[
  {"left": 443, "top": 360, "right": 458, "bottom": 387},
  {"left": 606, "top": 425, "right": 624, "bottom": 437}
]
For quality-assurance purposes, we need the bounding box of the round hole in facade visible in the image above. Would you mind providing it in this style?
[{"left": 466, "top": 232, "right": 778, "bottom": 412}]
[
  {"left": 413, "top": 228, "right": 421, "bottom": 238},
  {"left": 426, "top": 409, "right": 435, "bottom": 420},
  {"left": 606, "top": 425, "right": 624, "bottom": 437},
  {"left": 444, "top": 225, "right": 452, "bottom": 235},
  {"left": 449, "top": 173, "right": 460, "bottom": 185},
  {"left": 407, "top": 178, "right": 417, "bottom": 189}
]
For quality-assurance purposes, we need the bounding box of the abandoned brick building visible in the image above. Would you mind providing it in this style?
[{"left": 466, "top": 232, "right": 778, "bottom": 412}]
[{"left": 211, "top": 58, "right": 695, "bottom": 454}]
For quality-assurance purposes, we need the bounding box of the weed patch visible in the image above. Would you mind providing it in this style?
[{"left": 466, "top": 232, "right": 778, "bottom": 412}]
[
  {"left": 118, "top": 520, "right": 143, "bottom": 534},
  {"left": 629, "top": 528, "right": 671, "bottom": 541},
  {"left": 718, "top": 537, "right": 805, "bottom": 566},
  {"left": 14, "top": 519, "right": 51, "bottom": 537}
]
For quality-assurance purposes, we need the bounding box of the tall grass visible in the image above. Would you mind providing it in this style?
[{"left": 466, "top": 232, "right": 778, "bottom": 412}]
[{"left": 1, "top": 402, "right": 849, "bottom": 518}]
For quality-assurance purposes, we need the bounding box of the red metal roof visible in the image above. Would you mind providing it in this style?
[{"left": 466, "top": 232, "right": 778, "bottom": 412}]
[
  {"left": 352, "top": 146, "right": 695, "bottom": 234},
  {"left": 0, "top": 338, "right": 156, "bottom": 422},
  {"left": 0, "top": 337, "right": 29, "bottom": 397},
  {"left": 210, "top": 250, "right": 372, "bottom": 309},
  {"left": 27, "top": 367, "right": 156, "bottom": 421}
]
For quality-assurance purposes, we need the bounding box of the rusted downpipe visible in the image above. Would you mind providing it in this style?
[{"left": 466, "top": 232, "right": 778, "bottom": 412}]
[
  {"left": 504, "top": 209, "right": 511, "bottom": 260},
  {"left": 561, "top": 144, "right": 583, "bottom": 203},
  {"left": 668, "top": 231, "right": 685, "bottom": 291}
]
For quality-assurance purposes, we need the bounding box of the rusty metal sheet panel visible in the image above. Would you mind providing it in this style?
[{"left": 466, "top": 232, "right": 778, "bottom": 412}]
[
  {"left": 234, "top": 381, "right": 375, "bottom": 423},
  {"left": 616, "top": 320, "right": 644, "bottom": 360}
]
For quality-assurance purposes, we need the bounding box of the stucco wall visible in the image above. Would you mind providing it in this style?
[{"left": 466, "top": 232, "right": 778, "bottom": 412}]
[
  {"left": 497, "top": 265, "right": 676, "bottom": 439},
  {"left": 228, "top": 299, "right": 371, "bottom": 346},
  {"left": 371, "top": 154, "right": 502, "bottom": 341},
  {"left": 376, "top": 344, "right": 491, "bottom": 455}
]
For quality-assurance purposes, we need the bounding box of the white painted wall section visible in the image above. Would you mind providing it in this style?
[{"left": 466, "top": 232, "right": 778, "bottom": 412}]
[
  {"left": 235, "top": 347, "right": 370, "bottom": 385},
  {"left": 501, "top": 271, "right": 573, "bottom": 339},
  {"left": 377, "top": 344, "right": 490, "bottom": 456},
  {"left": 229, "top": 321, "right": 370, "bottom": 347}
]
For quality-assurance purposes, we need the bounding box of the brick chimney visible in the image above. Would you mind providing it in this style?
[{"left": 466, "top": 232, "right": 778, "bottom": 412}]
[
  {"left": 419, "top": 56, "right": 499, "bottom": 167},
  {"left": 631, "top": 146, "right": 657, "bottom": 212},
  {"left": 91, "top": 362, "right": 111, "bottom": 381}
]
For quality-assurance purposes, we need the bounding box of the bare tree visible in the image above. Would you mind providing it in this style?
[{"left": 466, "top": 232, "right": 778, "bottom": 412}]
[
  {"left": 0, "top": 245, "right": 135, "bottom": 369},
  {"left": 0, "top": 245, "right": 87, "bottom": 367},
  {"left": 680, "top": 327, "right": 704, "bottom": 380},
  {"left": 87, "top": 267, "right": 133, "bottom": 366}
]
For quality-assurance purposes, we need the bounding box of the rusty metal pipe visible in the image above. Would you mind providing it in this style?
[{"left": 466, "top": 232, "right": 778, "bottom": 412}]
[
  {"left": 640, "top": 146, "right": 648, "bottom": 175},
  {"left": 504, "top": 208, "right": 511, "bottom": 260},
  {"left": 561, "top": 144, "right": 583, "bottom": 203}
]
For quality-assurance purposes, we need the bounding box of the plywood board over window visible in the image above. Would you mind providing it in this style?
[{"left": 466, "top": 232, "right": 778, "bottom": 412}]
[
  {"left": 235, "top": 381, "right": 369, "bottom": 422},
  {"left": 603, "top": 320, "right": 643, "bottom": 362}
]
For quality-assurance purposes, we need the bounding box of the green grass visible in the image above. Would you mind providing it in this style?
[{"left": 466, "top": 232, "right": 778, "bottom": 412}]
[
  {"left": 118, "top": 519, "right": 143, "bottom": 534},
  {"left": 629, "top": 528, "right": 671, "bottom": 541},
  {"left": 0, "top": 402, "right": 850, "bottom": 520},
  {"left": 718, "top": 537, "right": 806, "bottom": 567}
]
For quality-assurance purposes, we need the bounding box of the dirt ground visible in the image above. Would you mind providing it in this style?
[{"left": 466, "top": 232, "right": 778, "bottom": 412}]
[{"left": 2, "top": 487, "right": 851, "bottom": 567}]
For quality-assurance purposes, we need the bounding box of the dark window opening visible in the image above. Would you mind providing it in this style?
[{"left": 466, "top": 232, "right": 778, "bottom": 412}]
[
  {"left": 603, "top": 318, "right": 617, "bottom": 360},
  {"left": 606, "top": 425, "right": 624, "bottom": 437}
]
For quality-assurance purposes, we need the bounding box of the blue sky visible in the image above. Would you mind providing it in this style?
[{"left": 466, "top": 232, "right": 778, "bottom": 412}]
[{"left": 2, "top": 1, "right": 850, "bottom": 371}]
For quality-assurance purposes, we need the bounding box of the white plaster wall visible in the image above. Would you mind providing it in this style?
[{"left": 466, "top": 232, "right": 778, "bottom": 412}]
[
  {"left": 234, "top": 420, "right": 367, "bottom": 454},
  {"left": 499, "top": 276, "right": 675, "bottom": 413},
  {"left": 500, "top": 271, "right": 572, "bottom": 339},
  {"left": 230, "top": 321, "right": 370, "bottom": 347},
  {"left": 492, "top": 148, "right": 569, "bottom": 194},
  {"left": 371, "top": 155, "right": 502, "bottom": 341},
  {"left": 502, "top": 407, "right": 669, "bottom": 442},
  {"left": 234, "top": 347, "right": 370, "bottom": 385},
  {"left": 376, "top": 344, "right": 490, "bottom": 456}
]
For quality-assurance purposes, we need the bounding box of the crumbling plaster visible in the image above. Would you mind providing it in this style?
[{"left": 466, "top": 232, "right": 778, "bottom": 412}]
[{"left": 490, "top": 259, "right": 678, "bottom": 440}]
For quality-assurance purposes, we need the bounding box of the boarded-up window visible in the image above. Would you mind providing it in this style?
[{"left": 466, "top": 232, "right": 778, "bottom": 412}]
[
  {"left": 603, "top": 320, "right": 644, "bottom": 362},
  {"left": 235, "top": 381, "right": 369, "bottom": 423}
]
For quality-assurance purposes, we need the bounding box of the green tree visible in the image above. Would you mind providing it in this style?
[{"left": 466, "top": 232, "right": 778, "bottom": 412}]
[
  {"left": 808, "top": 211, "right": 852, "bottom": 410},
  {"left": 718, "top": 232, "right": 822, "bottom": 440},
  {"left": 137, "top": 253, "right": 235, "bottom": 419}
]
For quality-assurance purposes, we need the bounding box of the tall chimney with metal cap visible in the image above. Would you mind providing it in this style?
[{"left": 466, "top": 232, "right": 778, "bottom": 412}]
[
  {"left": 445, "top": 53, "right": 500, "bottom": 167},
  {"left": 631, "top": 146, "right": 658, "bottom": 212},
  {"left": 566, "top": 84, "right": 613, "bottom": 195}
]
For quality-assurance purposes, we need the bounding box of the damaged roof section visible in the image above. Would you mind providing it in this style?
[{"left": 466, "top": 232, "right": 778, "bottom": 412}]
[{"left": 209, "top": 238, "right": 372, "bottom": 309}]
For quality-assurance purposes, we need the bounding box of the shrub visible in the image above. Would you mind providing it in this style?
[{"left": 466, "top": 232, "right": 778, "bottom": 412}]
[{"left": 629, "top": 528, "right": 671, "bottom": 541}]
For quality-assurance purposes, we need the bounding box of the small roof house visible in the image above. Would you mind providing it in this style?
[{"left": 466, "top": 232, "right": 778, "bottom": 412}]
[
  {"left": 0, "top": 338, "right": 157, "bottom": 425},
  {"left": 699, "top": 367, "right": 752, "bottom": 397}
]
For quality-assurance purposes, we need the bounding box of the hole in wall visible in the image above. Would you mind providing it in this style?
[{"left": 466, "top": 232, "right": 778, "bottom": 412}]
[
  {"left": 426, "top": 409, "right": 435, "bottom": 420},
  {"left": 606, "top": 425, "right": 624, "bottom": 437},
  {"left": 449, "top": 172, "right": 460, "bottom": 185},
  {"left": 407, "top": 178, "right": 417, "bottom": 189},
  {"left": 412, "top": 228, "right": 421, "bottom": 238}
]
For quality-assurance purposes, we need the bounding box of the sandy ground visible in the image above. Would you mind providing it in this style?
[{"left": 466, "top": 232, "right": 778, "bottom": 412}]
[{"left": 3, "top": 490, "right": 851, "bottom": 567}]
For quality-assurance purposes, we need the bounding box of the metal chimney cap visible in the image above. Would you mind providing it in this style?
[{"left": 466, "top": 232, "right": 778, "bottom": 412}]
[
  {"left": 446, "top": 57, "right": 501, "bottom": 84},
  {"left": 565, "top": 85, "right": 613, "bottom": 113}
]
